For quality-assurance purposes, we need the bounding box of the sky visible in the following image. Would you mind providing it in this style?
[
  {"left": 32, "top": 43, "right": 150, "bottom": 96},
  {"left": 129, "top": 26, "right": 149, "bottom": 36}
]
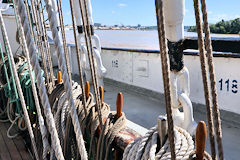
[{"left": 61, "top": 0, "right": 240, "bottom": 26}]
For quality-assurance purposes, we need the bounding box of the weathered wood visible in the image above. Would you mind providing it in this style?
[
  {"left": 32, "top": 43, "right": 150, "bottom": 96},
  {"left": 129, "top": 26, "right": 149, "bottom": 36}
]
[
  {"left": 4, "top": 123, "right": 32, "bottom": 160},
  {"left": 158, "top": 115, "right": 168, "bottom": 147},
  {"left": 0, "top": 123, "right": 22, "bottom": 160},
  {"left": 0, "top": 122, "right": 32, "bottom": 160},
  {"left": 0, "top": 127, "right": 11, "bottom": 160},
  {"left": 114, "top": 126, "right": 141, "bottom": 150}
]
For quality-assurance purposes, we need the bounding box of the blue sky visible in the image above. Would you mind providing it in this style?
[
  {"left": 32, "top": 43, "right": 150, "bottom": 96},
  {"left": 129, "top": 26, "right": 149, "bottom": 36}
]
[{"left": 62, "top": 0, "right": 240, "bottom": 26}]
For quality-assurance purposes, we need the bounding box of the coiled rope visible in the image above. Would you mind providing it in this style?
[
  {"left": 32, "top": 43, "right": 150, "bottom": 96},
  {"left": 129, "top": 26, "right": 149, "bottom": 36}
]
[
  {"left": 13, "top": 5, "right": 50, "bottom": 159},
  {"left": 14, "top": 0, "right": 65, "bottom": 159},
  {"left": 0, "top": 11, "right": 39, "bottom": 160},
  {"left": 44, "top": 0, "right": 88, "bottom": 158},
  {"left": 123, "top": 126, "right": 194, "bottom": 160}
]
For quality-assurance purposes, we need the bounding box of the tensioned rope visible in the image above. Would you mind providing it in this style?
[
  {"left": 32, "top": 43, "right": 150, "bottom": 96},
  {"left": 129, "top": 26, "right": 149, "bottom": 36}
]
[
  {"left": 43, "top": 0, "right": 88, "bottom": 159},
  {"left": 199, "top": 0, "right": 224, "bottom": 159},
  {"left": 36, "top": 0, "right": 55, "bottom": 88},
  {"left": 69, "top": 0, "right": 87, "bottom": 116},
  {"left": 193, "top": 0, "right": 216, "bottom": 159},
  {"left": 56, "top": 0, "right": 72, "bottom": 87},
  {"left": 155, "top": 0, "right": 176, "bottom": 159},
  {"left": 13, "top": 2, "right": 50, "bottom": 159},
  {"left": 28, "top": 0, "right": 51, "bottom": 89},
  {"left": 14, "top": 0, "right": 65, "bottom": 159},
  {"left": 194, "top": 0, "right": 224, "bottom": 160},
  {"left": 77, "top": 0, "right": 103, "bottom": 128},
  {"left": 0, "top": 11, "right": 40, "bottom": 160}
]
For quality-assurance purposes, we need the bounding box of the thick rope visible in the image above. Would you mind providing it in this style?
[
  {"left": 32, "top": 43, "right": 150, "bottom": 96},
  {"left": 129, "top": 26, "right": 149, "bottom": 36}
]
[
  {"left": 155, "top": 0, "right": 176, "bottom": 159},
  {"left": 14, "top": 0, "right": 65, "bottom": 159},
  {"left": 44, "top": 0, "right": 88, "bottom": 158},
  {"left": 200, "top": 0, "right": 224, "bottom": 159},
  {"left": 0, "top": 11, "right": 39, "bottom": 160},
  {"left": 123, "top": 126, "right": 194, "bottom": 160},
  {"left": 193, "top": 0, "right": 216, "bottom": 159},
  {"left": 13, "top": 4, "right": 50, "bottom": 159}
]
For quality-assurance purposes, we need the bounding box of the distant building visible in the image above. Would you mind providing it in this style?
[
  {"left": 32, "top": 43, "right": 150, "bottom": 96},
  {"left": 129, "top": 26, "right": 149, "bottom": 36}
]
[{"left": 94, "top": 23, "right": 101, "bottom": 27}]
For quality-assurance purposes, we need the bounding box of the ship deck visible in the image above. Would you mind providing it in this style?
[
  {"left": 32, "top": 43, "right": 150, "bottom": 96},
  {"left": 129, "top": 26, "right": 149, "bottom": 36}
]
[
  {"left": 0, "top": 122, "right": 32, "bottom": 160},
  {"left": 103, "top": 78, "right": 240, "bottom": 160},
  {"left": 0, "top": 78, "right": 240, "bottom": 160}
]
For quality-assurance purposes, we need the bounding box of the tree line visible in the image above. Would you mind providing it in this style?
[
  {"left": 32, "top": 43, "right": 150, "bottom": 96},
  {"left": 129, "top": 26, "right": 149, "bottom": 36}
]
[{"left": 188, "top": 18, "right": 240, "bottom": 34}]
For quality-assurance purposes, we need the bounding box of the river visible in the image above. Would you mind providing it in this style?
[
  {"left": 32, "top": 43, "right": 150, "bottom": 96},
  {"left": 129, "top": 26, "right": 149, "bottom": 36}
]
[{"left": 61, "top": 30, "right": 240, "bottom": 50}]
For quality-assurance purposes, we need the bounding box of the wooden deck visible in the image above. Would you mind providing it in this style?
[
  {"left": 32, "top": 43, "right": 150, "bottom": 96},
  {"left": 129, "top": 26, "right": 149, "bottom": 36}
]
[{"left": 0, "top": 122, "right": 32, "bottom": 160}]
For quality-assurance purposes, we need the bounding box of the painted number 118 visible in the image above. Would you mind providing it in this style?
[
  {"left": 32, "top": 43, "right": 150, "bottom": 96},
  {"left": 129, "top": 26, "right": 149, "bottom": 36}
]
[{"left": 219, "top": 79, "right": 238, "bottom": 93}]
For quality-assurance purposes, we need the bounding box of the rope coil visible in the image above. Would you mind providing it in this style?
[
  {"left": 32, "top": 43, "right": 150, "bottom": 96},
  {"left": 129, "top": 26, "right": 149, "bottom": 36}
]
[{"left": 123, "top": 126, "right": 194, "bottom": 160}]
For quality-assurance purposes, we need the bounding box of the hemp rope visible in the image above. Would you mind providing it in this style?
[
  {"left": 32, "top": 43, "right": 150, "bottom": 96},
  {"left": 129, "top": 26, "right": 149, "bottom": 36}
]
[
  {"left": 28, "top": 0, "right": 51, "bottom": 89},
  {"left": 155, "top": 0, "right": 176, "bottom": 159},
  {"left": 200, "top": 0, "right": 224, "bottom": 159},
  {"left": 44, "top": 0, "right": 88, "bottom": 158},
  {"left": 193, "top": 0, "right": 216, "bottom": 159},
  {"left": 56, "top": 0, "right": 72, "bottom": 86},
  {"left": 123, "top": 126, "right": 194, "bottom": 160},
  {"left": 14, "top": 0, "right": 65, "bottom": 159},
  {"left": 13, "top": 6, "right": 50, "bottom": 159},
  {"left": 37, "top": 0, "right": 55, "bottom": 88},
  {"left": 0, "top": 11, "right": 40, "bottom": 160},
  {"left": 69, "top": 0, "right": 88, "bottom": 116},
  {"left": 23, "top": 0, "right": 36, "bottom": 47},
  {"left": 77, "top": 0, "right": 103, "bottom": 128}
]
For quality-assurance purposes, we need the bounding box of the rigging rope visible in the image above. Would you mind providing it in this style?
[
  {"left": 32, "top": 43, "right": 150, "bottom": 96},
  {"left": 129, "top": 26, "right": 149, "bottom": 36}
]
[
  {"left": 0, "top": 11, "right": 39, "bottom": 160},
  {"left": 69, "top": 0, "right": 88, "bottom": 116},
  {"left": 44, "top": 0, "right": 88, "bottom": 158},
  {"left": 13, "top": 3, "right": 50, "bottom": 159},
  {"left": 56, "top": 0, "right": 72, "bottom": 87},
  {"left": 200, "top": 0, "right": 224, "bottom": 159},
  {"left": 193, "top": 0, "right": 224, "bottom": 159},
  {"left": 37, "top": 0, "right": 55, "bottom": 88},
  {"left": 77, "top": 0, "right": 103, "bottom": 128},
  {"left": 193, "top": 0, "right": 216, "bottom": 159},
  {"left": 28, "top": 0, "right": 51, "bottom": 90},
  {"left": 155, "top": 0, "right": 176, "bottom": 159},
  {"left": 14, "top": 0, "right": 65, "bottom": 159}
]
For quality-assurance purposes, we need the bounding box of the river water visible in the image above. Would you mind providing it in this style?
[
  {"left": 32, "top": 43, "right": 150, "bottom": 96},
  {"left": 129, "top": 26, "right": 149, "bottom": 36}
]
[{"left": 62, "top": 30, "right": 239, "bottom": 50}]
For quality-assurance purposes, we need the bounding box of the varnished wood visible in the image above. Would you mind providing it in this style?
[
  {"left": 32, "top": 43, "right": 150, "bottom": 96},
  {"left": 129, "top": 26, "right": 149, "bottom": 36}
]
[
  {"left": 116, "top": 92, "right": 123, "bottom": 119},
  {"left": 85, "top": 81, "right": 90, "bottom": 99},
  {"left": 57, "top": 71, "right": 62, "bottom": 83},
  {"left": 196, "top": 121, "right": 207, "bottom": 160},
  {"left": 99, "top": 86, "right": 104, "bottom": 105}
]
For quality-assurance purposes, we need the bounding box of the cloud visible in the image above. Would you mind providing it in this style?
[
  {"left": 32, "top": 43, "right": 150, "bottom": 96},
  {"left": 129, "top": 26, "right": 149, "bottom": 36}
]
[
  {"left": 119, "top": 3, "right": 127, "bottom": 7},
  {"left": 208, "top": 11, "right": 213, "bottom": 14}
]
